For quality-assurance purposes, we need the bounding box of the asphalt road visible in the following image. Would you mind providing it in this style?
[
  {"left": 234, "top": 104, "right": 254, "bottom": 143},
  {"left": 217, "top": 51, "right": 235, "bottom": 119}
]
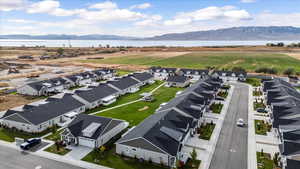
[
  {"left": 0, "top": 145, "right": 83, "bottom": 169},
  {"left": 209, "top": 83, "right": 249, "bottom": 169}
]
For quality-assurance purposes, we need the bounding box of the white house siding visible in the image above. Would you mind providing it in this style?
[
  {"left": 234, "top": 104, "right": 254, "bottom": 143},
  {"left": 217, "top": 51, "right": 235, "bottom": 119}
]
[
  {"left": 97, "top": 122, "right": 127, "bottom": 147},
  {"left": 116, "top": 144, "right": 171, "bottom": 166},
  {"left": 1, "top": 119, "right": 33, "bottom": 133},
  {"left": 79, "top": 79, "right": 92, "bottom": 86},
  {"left": 17, "top": 85, "right": 38, "bottom": 96}
]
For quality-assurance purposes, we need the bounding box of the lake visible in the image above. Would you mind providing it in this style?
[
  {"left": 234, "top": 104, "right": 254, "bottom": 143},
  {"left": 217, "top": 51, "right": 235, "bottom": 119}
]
[{"left": 0, "top": 39, "right": 297, "bottom": 47}]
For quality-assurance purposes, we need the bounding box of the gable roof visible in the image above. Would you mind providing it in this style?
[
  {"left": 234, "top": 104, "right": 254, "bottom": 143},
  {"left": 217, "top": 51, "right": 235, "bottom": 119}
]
[
  {"left": 67, "top": 114, "right": 123, "bottom": 139},
  {"left": 108, "top": 76, "right": 140, "bottom": 90},
  {"left": 167, "top": 76, "right": 189, "bottom": 83},
  {"left": 130, "top": 72, "right": 153, "bottom": 82}
]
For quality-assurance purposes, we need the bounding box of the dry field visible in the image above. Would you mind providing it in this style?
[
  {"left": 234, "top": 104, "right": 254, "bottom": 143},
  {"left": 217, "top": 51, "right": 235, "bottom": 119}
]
[{"left": 0, "top": 94, "right": 42, "bottom": 111}]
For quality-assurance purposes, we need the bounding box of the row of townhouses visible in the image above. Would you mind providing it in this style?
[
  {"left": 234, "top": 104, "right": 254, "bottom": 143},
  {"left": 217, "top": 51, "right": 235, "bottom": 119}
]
[
  {"left": 17, "top": 68, "right": 116, "bottom": 96},
  {"left": 0, "top": 72, "right": 154, "bottom": 138},
  {"left": 263, "top": 78, "right": 300, "bottom": 169},
  {"left": 149, "top": 66, "right": 247, "bottom": 83},
  {"left": 115, "top": 76, "right": 223, "bottom": 167}
]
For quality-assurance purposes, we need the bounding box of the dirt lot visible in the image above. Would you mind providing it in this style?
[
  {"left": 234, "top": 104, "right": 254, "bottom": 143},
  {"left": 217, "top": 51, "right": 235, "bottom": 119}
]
[
  {"left": 0, "top": 94, "right": 42, "bottom": 111},
  {"left": 285, "top": 52, "right": 300, "bottom": 60}
]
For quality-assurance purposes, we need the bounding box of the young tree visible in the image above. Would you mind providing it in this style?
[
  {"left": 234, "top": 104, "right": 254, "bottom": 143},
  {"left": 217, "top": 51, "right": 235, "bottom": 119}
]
[
  {"left": 190, "top": 148, "right": 198, "bottom": 166},
  {"left": 57, "top": 48, "right": 64, "bottom": 55}
]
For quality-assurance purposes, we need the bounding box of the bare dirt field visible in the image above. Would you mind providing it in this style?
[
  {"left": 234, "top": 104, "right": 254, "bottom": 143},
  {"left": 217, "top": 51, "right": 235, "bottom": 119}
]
[
  {"left": 284, "top": 52, "right": 300, "bottom": 60},
  {"left": 0, "top": 94, "right": 41, "bottom": 111}
]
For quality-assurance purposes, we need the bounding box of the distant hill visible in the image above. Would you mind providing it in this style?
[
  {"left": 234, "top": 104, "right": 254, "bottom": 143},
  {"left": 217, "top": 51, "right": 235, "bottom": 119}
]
[
  {"left": 2, "top": 26, "right": 300, "bottom": 41},
  {"left": 143, "top": 26, "right": 300, "bottom": 41},
  {"left": 0, "top": 34, "right": 137, "bottom": 40}
]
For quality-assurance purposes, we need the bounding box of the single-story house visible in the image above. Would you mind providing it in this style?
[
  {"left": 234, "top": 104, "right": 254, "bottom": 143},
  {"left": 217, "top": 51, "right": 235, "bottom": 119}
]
[
  {"left": 73, "top": 84, "right": 119, "bottom": 109},
  {"left": 107, "top": 76, "right": 141, "bottom": 95},
  {"left": 92, "top": 68, "right": 116, "bottom": 80},
  {"left": 212, "top": 70, "right": 247, "bottom": 81},
  {"left": 61, "top": 114, "right": 127, "bottom": 148},
  {"left": 179, "top": 69, "right": 209, "bottom": 82},
  {"left": 130, "top": 72, "right": 154, "bottom": 85},
  {"left": 0, "top": 93, "right": 85, "bottom": 133},
  {"left": 166, "top": 76, "right": 190, "bottom": 87}
]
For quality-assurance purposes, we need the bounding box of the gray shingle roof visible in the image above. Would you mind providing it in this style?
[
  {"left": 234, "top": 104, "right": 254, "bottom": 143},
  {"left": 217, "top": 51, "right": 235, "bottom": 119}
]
[
  {"left": 167, "top": 76, "right": 188, "bottom": 83},
  {"left": 108, "top": 76, "right": 140, "bottom": 90}
]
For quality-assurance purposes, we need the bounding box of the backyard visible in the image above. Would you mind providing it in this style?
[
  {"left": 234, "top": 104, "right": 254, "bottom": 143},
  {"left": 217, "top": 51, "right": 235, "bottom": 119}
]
[
  {"left": 255, "top": 120, "right": 271, "bottom": 135},
  {"left": 85, "top": 81, "right": 164, "bottom": 114},
  {"left": 95, "top": 86, "right": 182, "bottom": 127}
]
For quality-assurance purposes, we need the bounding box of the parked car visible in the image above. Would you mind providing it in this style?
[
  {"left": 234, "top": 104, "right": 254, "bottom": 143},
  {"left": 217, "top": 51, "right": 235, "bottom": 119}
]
[
  {"left": 20, "top": 138, "right": 41, "bottom": 150},
  {"left": 236, "top": 118, "right": 245, "bottom": 127},
  {"left": 257, "top": 108, "right": 268, "bottom": 113}
]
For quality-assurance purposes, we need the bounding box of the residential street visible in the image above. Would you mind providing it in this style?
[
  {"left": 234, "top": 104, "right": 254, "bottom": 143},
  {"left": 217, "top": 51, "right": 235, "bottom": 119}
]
[
  {"left": 209, "top": 83, "right": 249, "bottom": 169},
  {"left": 0, "top": 145, "right": 83, "bottom": 169}
]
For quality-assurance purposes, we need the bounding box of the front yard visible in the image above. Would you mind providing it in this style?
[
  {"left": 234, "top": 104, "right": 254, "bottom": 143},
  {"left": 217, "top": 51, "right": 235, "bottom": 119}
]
[
  {"left": 254, "top": 101, "right": 266, "bottom": 110},
  {"left": 257, "top": 152, "right": 279, "bottom": 169},
  {"left": 0, "top": 127, "right": 51, "bottom": 142},
  {"left": 245, "top": 78, "right": 261, "bottom": 87},
  {"left": 198, "top": 122, "right": 216, "bottom": 140},
  {"left": 85, "top": 81, "right": 163, "bottom": 114},
  {"left": 253, "top": 90, "right": 263, "bottom": 96},
  {"left": 255, "top": 120, "right": 271, "bottom": 135},
  {"left": 95, "top": 86, "right": 182, "bottom": 127},
  {"left": 44, "top": 144, "right": 71, "bottom": 155},
  {"left": 217, "top": 91, "right": 228, "bottom": 98},
  {"left": 210, "top": 102, "right": 223, "bottom": 114}
]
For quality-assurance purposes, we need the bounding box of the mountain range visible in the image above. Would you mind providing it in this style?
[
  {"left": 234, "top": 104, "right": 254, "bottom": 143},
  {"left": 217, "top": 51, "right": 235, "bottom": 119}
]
[{"left": 1, "top": 26, "right": 300, "bottom": 41}]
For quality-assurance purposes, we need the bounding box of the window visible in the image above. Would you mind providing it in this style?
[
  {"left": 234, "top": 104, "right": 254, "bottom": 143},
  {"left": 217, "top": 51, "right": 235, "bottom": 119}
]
[{"left": 132, "top": 148, "right": 137, "bottom": 151}]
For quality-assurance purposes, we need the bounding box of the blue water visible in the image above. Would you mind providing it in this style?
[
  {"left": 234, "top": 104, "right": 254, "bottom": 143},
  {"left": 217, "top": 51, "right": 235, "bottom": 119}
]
[{"left": 0, "top": 39, "right": 297, "bottom": 47}]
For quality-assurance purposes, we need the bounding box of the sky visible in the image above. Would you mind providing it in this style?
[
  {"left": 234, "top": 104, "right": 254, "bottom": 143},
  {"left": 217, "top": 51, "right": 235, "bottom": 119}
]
[{"left": 1, "top": 0, "right": 300, "bottom": 37}]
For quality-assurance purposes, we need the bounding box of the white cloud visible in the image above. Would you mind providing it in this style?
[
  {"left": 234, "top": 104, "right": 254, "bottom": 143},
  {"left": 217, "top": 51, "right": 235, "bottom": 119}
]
[
  {"left": 134, "top": 15, "right": 162, "bottom": 26},
  {"left": 27, "top": 0, "right": 82, "bottom": 16},
  {"left": 89, "top": 1, "right": 117, "bottom": 9},
  {"left": 241, "top": 0, "right": 256, "bottom": 3},
  {"left": 0, "top": 0, "right": 26, "bottom": 11},
  {"left": 130, "top": 3, "right": 151, "bottom": 9},
  {"left": 164, "top": 6, "right": 251, "bottom": 26}
]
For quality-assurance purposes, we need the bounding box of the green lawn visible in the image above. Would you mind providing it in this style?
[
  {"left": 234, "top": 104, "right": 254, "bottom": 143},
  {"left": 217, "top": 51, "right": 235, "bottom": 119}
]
[
  {"left": 246, "top": 78, "right": 261, "bottom": 87},
  {"left": 210, "top": 103, "right": 223, "bottom": 114},
  {"left": 217, "top": 91, "right": 228, "bottom": 98},
  {"left": 95, "top": 86, "right": 182, "bottom": 127},
  {"left": 0, "top": 127, "right": 51, "bottom": 142},
  {"left": 116, "top": 69, "right": 134, "bottom": 76},
  {"left": 69, "top": 85, "right": 84, "bottom": 90},
  {"left": 80, "top": 52, "right": 300, "bottom": 74},
  {"left": 253, "top": 90, "right": 263, "bottom": 96},
  {"left": 257, "top": 152, "right": 275, "bottom": 169},
  {"left": 44, "top": 144, "right": 71, "bottom": 156},
  {"left": 45, "top": 130, "right": 63, "bottom": 141},
  {"left": 198, "top": 122, "right": 216, "bottom": 140},
  {"left": 85, "top": 81, "right": 164, "bottom": 114},
  {"left": 255, "top": 120, "right": 271, "bottom": 135}
]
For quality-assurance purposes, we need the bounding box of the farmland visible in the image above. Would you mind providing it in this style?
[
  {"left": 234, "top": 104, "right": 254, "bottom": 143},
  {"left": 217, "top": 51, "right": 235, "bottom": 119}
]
[{"left": 78, "top": 52, "right": 300, "bottom": 74}]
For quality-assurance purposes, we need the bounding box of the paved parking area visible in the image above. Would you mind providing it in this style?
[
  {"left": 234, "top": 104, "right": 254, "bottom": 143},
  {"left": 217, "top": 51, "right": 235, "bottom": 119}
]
[
  {"left": 65, "top": 145, "right": 93, "bottom": 160},
  {"left": 29, "top": 141, "right": 50, "bottom": 152}
]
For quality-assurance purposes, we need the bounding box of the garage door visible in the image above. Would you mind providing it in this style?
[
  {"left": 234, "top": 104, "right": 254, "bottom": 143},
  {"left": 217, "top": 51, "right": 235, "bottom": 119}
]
[{"left": 78, "top": 138, "right": 95, "bottom": 148}]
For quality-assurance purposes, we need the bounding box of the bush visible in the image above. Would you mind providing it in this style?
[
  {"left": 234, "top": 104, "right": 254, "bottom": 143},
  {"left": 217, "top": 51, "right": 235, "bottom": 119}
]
[
  {"left": 255, "top": 67, "right": 278, "bottom": 74},
  {"left": 283, "top": 68, "right": 295, "bottom": 76}
]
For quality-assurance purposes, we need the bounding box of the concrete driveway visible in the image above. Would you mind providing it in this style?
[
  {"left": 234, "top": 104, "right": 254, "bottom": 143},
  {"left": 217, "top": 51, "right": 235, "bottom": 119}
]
[{"left": 65, "top": 145, "right": 93, "bottom": 160}]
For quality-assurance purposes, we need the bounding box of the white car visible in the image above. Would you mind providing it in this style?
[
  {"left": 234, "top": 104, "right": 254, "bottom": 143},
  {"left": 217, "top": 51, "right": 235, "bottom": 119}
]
[{"left": 237, "top": 118, "right": 245, "bottom": 127}]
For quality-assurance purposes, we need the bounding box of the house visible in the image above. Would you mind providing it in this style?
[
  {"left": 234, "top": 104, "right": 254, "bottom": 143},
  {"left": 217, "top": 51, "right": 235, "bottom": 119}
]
[
  {"left": 107, "top": 76, "right": 141, "bottom": 95},
  {"left": 0, "top": 93, "right": 85, "bottom": 133},
  {"left": 149, "top": 67, "right": 177, "bottom": 80},
  {"left": 92, "top": 68, "right": 116, "bottom": 80},
  {"left": 61, "top": 114, "right": 127, "bottom": 148},
  {"left": 166, "top": 76, "right": 190, "bottom": 87},
  {"left": 116, "top": 109, "right": 195, "bottom": 167},
  {"left": 17, "top": 77, "right": 69, "bottom": 96},
  {"left": 73, "top": 84, "right": 119, "bottom": 109},
  {"left": 130, "top": 72, "right": 154, "bottom": 85},
  {"left": 212, "top": 70, "right": 247, "bottom": 81},
  {"left": 179, "top": 69, "right": 209, "bottom": 82}
]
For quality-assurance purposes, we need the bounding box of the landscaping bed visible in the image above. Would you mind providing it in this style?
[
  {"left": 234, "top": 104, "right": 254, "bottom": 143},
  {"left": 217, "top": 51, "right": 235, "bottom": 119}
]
[
  {"left": 254, "top": 101, "right": 266, "bottom": 110},
  {"left": 45, "top": 130, "right": 63, "bottom": 141},
  {"left": 256, "top": 152, "right": 279, "bottom": 169},
  {"left": 255, "top": 120, "right": 271, "bottom": 135},
  {"left": 253, "top": 90, "right": 263, "bottom": 96},
  {"left": 245, "top": 78, "right": 261, "bottom": 87},
  {"left": 44, "top": 144, "right": 71, "bottom": 156},
  {"left": 210, "top": 103, "right": 223, "bottom": 114},
  {"left": 198, "top": 122, "right": 216, "bottom": 140},
  {"left": 217, "top": 91, "right": 228, "bottom": 98}
]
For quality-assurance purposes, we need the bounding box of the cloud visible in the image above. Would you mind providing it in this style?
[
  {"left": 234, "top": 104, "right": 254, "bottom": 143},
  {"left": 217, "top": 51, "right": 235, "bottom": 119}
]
[
  {"left": 89, "top": 1, "right": 117, "bottom": 9},
  {"left": 241, "top": 0, "right": 256, "bottom": 3},
  {"left": 130, "top": 3, "right": 151, "bottom": 9},
  {"left": 0, "top": 0, "right": 26, "bottom": 11},
  {"left": 134, "top": 15, "right": 162, "bottom": 26},
  {"left": 164, "top": 6, "right": 251, "bottom": 26},
  {"left": 27, "top": 0, "right": 83, "bottom": 16}
]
